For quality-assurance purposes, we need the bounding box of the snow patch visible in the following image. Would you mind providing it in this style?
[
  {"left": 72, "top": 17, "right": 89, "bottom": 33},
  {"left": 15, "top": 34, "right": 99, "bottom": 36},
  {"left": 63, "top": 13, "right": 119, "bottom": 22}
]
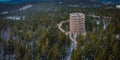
[
  {"left": 19, "top": 4, "right": 32, "bottom": 11},
  {"left": 68, "top": 4, "right": 79, "bottom": 7},
  {"left": 66, "top": 43, "right": 74, "bottom": 60},
  {"left": 96, "top": 21, "right": 100, "bottom": 25},
  {"left": 1, "top": 11, "right": 8, "bottom": 15},
  {"left": 116, "top": 5, "right": 120, "bottom": 9},
  {"left": 5, "top": 16, "right": 25, "bottom": 20},
  {"left": 1, "top": 27, "right": 10, "bottom": 41}
]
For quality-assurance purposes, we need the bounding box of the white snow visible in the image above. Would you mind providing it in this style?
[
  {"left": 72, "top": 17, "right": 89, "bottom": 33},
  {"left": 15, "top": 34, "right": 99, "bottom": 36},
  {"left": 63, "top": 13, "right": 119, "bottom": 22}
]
[
  {"left": 59, "top": 1, "right": 62, "bottom": 4},
  {"left": 5, "top": 16, "right": 25, "bottom": 20},
  {"left": 116, "top": 35, "right": 120, "bottom": 40},
  {"left": 68, "top": 4, "right": 79, "bottom": 7},
  {"left": 96, "top": 21, "right": 100, "bottom": 25},
  {"left": 103, "top": 20, "right": 108, "bottom": 30},
  {"left": 1, "top": 27, "right": 10, "bottom": 41},
  {"left": 116, "top": 5, "right": 120, "bottom": 9},
  {"left": 82, "top": 31, "right": 86, "bottom": 36},
  {"left": 103, "top": 24, "right": 107, "bottom": 30},
  {"left": 1, "top": 11, "right": 8, "bottom": 14},
  {"left": 66, "top": 43, "right": 74, "bottom": 60},
  {"left": 19, "top": 4, "right": 32, "bottom": 11}
]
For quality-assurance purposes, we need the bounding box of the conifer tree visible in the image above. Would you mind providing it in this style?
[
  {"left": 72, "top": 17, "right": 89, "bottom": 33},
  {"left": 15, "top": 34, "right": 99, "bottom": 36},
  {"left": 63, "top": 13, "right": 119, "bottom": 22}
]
[
  {"left": 112, "top": 43, "right": 120, "bottom": 60},
  {"left": 71, "top": 47, "right": 82, "bottom": 60},
  {"left": 15, "top": 42, "right": 20, "bottom": 60},
  {"left": 48, "top": 44, "right": 59, "bottom": 60},
  {"left": 24, "top": 49, "right": 31, "bottom": 60},
  {"left": 108, "top": 54, "right": 113, "bottom": 60}
]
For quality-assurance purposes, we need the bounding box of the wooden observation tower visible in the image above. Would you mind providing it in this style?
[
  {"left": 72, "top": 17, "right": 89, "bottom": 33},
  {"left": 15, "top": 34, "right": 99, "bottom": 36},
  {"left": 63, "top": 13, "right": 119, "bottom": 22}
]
[
  {"left": 58, "top": 13, "right": 86, "bottom": 49},
  {"left": 70, "top": 13, "right": 85, "bottom": 34}
]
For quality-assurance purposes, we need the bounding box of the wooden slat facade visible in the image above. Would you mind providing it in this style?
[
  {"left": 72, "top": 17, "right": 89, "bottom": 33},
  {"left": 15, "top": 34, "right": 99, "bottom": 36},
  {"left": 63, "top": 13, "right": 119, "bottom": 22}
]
[{"left": 70, "top": 13, "right": 85, "bottom": 34}]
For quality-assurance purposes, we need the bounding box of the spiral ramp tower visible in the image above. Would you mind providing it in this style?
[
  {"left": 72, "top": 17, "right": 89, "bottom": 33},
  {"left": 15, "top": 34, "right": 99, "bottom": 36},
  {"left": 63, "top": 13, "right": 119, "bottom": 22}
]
[{"left": 58, "top": 13, "right": 86, "bottom": 49}]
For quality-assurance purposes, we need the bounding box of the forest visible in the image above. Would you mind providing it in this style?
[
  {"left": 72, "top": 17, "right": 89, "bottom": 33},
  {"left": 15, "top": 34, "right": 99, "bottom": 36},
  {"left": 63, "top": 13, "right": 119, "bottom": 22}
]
[{"left": 0, "top": 7, "right": 120, "bottom": 60}]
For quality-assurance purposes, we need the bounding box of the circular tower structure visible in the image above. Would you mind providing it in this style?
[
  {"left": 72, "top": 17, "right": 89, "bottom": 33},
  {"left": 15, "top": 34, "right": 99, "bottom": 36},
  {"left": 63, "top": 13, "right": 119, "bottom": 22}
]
[{"left": 70, "top": 13, "right": 85, "bottom": 34}]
